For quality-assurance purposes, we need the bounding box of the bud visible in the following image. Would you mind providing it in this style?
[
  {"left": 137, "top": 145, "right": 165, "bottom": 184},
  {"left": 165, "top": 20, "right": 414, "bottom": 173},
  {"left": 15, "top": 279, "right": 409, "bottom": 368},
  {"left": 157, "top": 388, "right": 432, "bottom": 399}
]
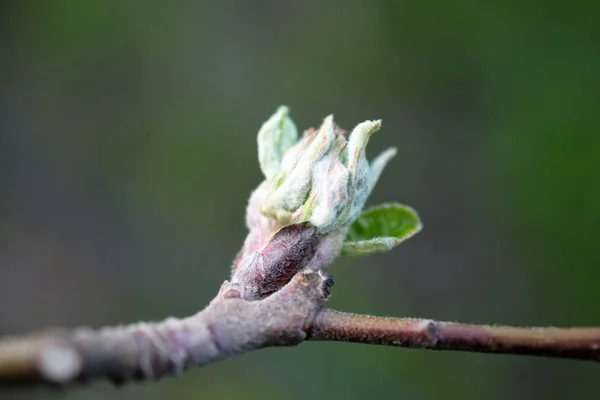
[
  {"left": 259, "top": 111, "right": 395, "bottom": 233},
  {"left": 231, "top": 107, "right": 396, "bottom": 299}
]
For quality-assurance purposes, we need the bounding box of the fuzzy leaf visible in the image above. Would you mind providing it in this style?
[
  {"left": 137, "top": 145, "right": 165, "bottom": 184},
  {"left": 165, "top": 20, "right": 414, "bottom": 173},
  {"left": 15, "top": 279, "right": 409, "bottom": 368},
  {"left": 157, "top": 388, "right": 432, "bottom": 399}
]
[
  {"left": 342, "top": 203, "right": 422, "bottom": 257},
  {"left": 257, "top": 106, "right": 298, "bottom": 180}
]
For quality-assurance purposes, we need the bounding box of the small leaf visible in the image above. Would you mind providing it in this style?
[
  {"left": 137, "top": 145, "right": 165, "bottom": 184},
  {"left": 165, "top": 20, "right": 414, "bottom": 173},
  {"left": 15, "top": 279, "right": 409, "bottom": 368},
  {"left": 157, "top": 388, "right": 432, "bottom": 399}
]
[
  {"left": 257, "top": 106, "right": 298, "bottom": 180},
  {"left": 342, "top": 203, "right": 422, "bottom": 257},
  {"left": 367, "top": 147, "right": 397, "bottom": 197}
]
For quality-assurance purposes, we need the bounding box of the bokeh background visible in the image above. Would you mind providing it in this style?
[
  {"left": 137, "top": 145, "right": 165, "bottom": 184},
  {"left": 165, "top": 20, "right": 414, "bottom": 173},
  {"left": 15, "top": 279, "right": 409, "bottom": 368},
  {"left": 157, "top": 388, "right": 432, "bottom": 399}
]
[{"left": 1, "top": 1, "right": 598, "bottom": 399}]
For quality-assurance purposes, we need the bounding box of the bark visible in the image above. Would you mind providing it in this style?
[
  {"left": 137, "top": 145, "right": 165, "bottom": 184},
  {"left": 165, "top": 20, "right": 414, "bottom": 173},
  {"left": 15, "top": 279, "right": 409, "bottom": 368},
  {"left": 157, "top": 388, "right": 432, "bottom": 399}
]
[
  {"left": 309, "top": 309, "right": 600, "bottom": 362},
  {"left": 1, "top": 272, "right": 599, "bottom": 389}
]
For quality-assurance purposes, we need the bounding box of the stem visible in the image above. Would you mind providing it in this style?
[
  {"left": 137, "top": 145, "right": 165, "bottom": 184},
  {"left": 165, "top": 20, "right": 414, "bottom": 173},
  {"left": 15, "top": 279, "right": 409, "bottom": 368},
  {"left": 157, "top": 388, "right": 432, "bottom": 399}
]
[
  {"left": 2, "top": 285, "right": 598, "bottom": 388},
  {"left": 309, "top": 308, "right": 600, "bottom": 362}
]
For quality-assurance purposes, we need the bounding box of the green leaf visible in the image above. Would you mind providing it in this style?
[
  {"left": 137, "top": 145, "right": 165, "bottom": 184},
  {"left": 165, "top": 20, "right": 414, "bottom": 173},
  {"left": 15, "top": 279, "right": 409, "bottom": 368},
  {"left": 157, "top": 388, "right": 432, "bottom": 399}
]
[
  {"left": 342, "top": 203, "right": 422, "bottom": 257},
  {"left": 257, "top": 106, "right": 298, "bottom": 180}
]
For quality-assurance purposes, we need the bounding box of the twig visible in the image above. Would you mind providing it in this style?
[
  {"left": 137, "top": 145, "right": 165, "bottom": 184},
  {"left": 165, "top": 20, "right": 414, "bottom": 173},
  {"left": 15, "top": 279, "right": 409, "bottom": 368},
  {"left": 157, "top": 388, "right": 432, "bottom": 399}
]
[
  {"left": 309, "top": 308, "right": 600, "bottom": 362},
  {"left": 2, "top": 274, "right": 599, "bottom": 389}
]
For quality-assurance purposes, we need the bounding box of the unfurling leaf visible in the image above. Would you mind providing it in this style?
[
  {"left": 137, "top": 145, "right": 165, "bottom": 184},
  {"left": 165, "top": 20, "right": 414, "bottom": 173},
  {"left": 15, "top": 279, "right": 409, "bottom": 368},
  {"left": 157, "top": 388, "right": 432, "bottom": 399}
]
[
  {"left": 342, "top": 203, "right": 422, "bottom": 257},
  {"left": 257, "top": 106, "right": 298, "bottom": 180}
]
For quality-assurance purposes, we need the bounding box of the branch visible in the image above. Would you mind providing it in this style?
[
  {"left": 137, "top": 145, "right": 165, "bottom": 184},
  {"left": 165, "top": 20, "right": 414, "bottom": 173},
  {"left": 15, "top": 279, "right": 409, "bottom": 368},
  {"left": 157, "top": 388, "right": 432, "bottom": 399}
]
[
  {"left": 2, "top": 275, "right": 599, "bottom": 389},
  {"left": 309, "top": 309, "right": 600, "bottom": 362}
]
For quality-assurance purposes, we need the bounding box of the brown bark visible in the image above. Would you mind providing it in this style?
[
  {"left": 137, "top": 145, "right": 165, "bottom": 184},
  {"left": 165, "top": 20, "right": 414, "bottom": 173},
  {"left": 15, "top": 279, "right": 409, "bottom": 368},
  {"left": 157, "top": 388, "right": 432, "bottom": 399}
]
[{"left": 309, "top": 309, "right": 600, "bottom": 361}]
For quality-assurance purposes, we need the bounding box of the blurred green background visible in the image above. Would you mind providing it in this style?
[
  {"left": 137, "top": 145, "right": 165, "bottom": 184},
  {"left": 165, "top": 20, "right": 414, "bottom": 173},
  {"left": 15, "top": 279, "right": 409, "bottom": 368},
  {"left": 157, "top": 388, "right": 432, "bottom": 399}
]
[{"left": 1, "top": 1, "right": 598, "bottom": 399}]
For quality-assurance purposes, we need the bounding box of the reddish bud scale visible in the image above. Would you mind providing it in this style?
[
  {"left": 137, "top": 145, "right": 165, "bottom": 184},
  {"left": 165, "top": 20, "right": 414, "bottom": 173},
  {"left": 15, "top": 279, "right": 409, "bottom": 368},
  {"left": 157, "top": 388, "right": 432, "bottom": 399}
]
[
  {"left": 231, "top": 223, "right": 320, "bottom": 299},
  {"left": 257, "top": 223, "right": 320, "bottom": 296}
]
